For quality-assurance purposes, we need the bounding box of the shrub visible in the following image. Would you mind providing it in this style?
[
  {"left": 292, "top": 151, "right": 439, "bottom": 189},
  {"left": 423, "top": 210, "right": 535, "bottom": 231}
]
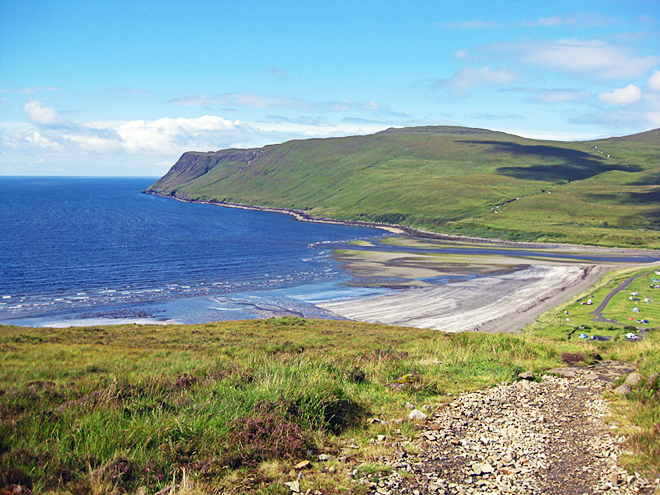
[{"left": 222, "top": 413, "right": 311, "bottom": 468}]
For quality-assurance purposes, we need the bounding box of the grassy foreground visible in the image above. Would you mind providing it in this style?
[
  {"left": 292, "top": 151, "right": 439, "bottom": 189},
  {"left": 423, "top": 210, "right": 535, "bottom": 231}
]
[{"left": 2, "top": 301, "right": 660, "bottom": 494}]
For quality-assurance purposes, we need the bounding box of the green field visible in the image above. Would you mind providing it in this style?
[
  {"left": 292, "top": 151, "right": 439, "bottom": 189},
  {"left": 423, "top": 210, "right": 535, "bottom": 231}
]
[
  {"left": 147, "top": 125, "right": 660, "bottom": 248},
  {"left": 528, "top": 266, "right": 660, "bottom": 341}
]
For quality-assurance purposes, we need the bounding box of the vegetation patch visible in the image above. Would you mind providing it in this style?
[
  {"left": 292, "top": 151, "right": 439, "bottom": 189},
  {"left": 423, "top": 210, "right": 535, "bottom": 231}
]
[
  {"left": 2, "top": 275, "right": 659, "bottom": 492},
  {"left": 148, "top": 126, "right": 660, "bottom": 248}
]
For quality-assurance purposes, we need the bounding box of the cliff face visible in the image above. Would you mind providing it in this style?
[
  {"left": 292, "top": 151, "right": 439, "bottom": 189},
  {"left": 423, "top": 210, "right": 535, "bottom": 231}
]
[
  {"left": 144, "top": 125, "right": 660, "bottom": 247},
  {"left": 146, "top": 148, "right": 262, "bottom": 197}
]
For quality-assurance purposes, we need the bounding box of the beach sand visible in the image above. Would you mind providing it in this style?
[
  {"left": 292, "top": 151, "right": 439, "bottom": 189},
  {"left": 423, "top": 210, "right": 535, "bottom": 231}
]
[{"left": 319, "top": 263, "right": 612, "bottom": 333}]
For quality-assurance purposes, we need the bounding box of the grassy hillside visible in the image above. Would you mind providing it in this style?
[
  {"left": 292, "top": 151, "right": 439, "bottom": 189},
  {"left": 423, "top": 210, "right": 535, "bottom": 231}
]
[
  {"left": 147, "top": 126, "right": 660, "bottom": 248},
  {"left": 2, "top": 308, "right": 659, "bottom": 494}
]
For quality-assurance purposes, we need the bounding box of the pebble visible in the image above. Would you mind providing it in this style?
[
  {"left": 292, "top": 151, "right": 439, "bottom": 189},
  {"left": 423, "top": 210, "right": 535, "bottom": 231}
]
[
  {"left": 409, "top": 409, "right": 429, "bottom": 421},
  {"left": 363, "top": 361, "right": 653, "bottom": 495}
]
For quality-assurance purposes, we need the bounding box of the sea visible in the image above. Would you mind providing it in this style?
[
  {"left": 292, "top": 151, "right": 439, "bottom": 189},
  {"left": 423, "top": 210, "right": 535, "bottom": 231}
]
[{"left": 0, "top": 177, "right": 387, "bottom": 327}]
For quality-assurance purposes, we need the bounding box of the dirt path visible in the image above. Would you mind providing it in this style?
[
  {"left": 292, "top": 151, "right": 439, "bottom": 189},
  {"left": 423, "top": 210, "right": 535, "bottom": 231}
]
[
  {"left": 366, "top": 362, "right": 656, "bottom": 495},
  {"left": 592, "top": 271, "right": 652, "bottom": 325}
]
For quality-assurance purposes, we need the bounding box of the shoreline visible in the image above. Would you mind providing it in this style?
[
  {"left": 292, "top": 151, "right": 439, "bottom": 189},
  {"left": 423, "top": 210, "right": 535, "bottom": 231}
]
[
  {"left": 143, "top": 190, "right": 658, "bottom": 254},
  {"left": 318, "top": 263, "right": 620, "bottom": 333}
]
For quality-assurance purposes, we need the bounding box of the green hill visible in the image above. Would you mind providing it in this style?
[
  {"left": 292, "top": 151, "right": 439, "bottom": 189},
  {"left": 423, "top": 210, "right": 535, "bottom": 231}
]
[{"left": 147, "top": 125, "right": 660, "bottom": 248}]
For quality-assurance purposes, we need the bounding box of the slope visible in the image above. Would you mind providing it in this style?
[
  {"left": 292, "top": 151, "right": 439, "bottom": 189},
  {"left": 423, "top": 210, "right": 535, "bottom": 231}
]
[{"left": 147, "top": 125, "right": 660, "bottom": 248}]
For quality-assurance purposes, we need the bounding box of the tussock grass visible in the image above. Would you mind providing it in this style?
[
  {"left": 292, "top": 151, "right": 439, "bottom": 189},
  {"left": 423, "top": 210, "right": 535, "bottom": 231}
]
[{"left": 1, "top": 310, "right": 658, "bottom": 493}]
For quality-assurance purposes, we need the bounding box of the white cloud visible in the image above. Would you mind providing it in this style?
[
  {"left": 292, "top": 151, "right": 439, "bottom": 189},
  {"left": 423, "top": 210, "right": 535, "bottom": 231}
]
[
  {"left": 442, "top": 66, "right": 518, "bottom": 96},
  {"left": 648, "top": 111, "right": 660, "bottom": 126},
  {"left": 267, "top": 67, "right": 290, "bottom": 80},
  {"left": 167, "top": 92, "right": 398, "bottom": 115},
  {"left": 648, "top": 70, "right": 660, "bottom": 91},
  {"left": 453, "top": 50, "right": 469, "bottom": 60},
  {"left": 0, "top": 86, "right": 59, "bottom": 94},
  {"left": 598, "top": 84, "right": 643, "bottom": 105},
  {"left": 23, "top": 100, "right": 70, "bottom": 127},
  {"left": 103, "top": 87, "right": 153, "bottom": 96},
  {"left": 168, "top": 93, "right": 309, "bottom": 109},
  {"left": 519, "top": 13, "right": 615, "bottom": 28},
  {"left": 500, "top": 39, "right": 659, "bottom": 80},
  {"left": 1, "top": 106, "right": 393, "bottom": 161},
  {"left": 116, "top": 115, "right": 238, "bottom": 154}
]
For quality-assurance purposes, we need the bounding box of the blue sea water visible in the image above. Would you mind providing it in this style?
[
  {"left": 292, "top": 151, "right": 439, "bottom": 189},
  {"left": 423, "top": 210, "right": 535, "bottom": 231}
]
[{"left": 0, "top": 177, "right": 385, "bottom": 326}]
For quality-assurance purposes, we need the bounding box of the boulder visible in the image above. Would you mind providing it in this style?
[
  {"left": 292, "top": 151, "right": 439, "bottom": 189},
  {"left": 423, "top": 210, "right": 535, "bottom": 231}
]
[
  {"left": 408, "top": 409, "right": 428, "bottom": 421},
  {"left": 284, "top": 480, "right": 300, "bottom": 493},
  {"left": 624, "top": 372, "right": 643, "bottom": 387},
  {"left": 613, "top": 383, "right": 632, "bottom": 396},
  {"left": 547, "top": 367, "right": 577, "bottom": 378},
  {"left": 518, "top": 371, "right": 535, "bottom": 381}
]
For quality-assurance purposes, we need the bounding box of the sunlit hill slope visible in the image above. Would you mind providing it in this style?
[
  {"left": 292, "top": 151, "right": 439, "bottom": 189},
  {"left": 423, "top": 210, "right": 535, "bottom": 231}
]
[{"left": 147, "top": 126, "right": 660, "bottom": 248}]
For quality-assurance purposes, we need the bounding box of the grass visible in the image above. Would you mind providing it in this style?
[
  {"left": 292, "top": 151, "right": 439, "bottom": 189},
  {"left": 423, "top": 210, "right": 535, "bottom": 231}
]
[
  {"left": 147, "top": 125, "right": 660, "bottom": 248},
  {"left": 2, "top": 305, "right": 659, "bottom": 494},
  {"left": 526, "top": 265, "right": 660, "bottom": 340}
]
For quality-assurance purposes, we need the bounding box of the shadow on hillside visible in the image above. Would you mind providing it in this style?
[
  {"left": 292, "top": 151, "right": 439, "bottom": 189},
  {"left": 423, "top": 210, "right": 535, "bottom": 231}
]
[
  {"left": 589, "top": 189, "right": 660, "bottom": 206},
  {"left": 628, "top": 172, "right": 660, "bottom": 186},
  {"left": 587, "top": 189, "right": 660, "bottom": 229},
  {"left": 458, "top": 140, "right": 641, "bottom": 182}
]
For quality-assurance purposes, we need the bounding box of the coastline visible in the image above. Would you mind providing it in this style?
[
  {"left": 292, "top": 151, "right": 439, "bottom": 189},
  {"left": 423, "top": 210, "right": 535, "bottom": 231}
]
[
  {"left": 136, "top": 190, "right": 660, "bottom": 334},
  {"left": 319, "top": 263, "right": 615, "bottom": 333},
  {"left": 143, "top": 190, "right": 658, "bottom": 254}
]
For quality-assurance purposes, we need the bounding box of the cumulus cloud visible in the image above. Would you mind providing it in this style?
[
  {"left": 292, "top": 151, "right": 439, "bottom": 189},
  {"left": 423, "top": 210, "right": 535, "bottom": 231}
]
[
  {"left": 1, "top": 102, "right": 394, "bottom": 160},
  {"left": 441, "top": 66, "right": 518, "bottom": 96},
  {"left": 498, "top": 39, "right": 659, "bottom": 80},
  {"left": 598, "top": 84, "right": 643, "bottom": 105},
  {"left": 23, "top": 100, "right": 73, "bottom": 128},
  {"left": 116, "top": 115, "right": 238, "bottom": 154},
  {"left": 648, "top": 70, "right": 660, "bottom": 91}
]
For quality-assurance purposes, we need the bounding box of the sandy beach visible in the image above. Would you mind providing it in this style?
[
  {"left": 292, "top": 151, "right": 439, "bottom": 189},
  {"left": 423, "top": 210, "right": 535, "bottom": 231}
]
[
  {"left": 319, "top": 263, "right": 613, "bottom": 333},
  {"left": 316, "top": 234, "right": 660, "bottom": 332}
]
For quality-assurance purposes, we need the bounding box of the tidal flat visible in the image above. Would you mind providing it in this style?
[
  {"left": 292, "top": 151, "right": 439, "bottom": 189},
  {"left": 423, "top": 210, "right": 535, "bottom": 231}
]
[{"left": 323, "top": 236, "right": 660, "bottom": 333}]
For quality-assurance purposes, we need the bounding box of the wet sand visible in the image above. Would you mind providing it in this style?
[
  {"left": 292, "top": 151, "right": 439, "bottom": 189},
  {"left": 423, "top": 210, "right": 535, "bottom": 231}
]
[
  {"left": 319, "top": 235, "right": 660, "bottom": 332},
  {"left": 319, "top": 263, "right": 613, "bottom": 333}
]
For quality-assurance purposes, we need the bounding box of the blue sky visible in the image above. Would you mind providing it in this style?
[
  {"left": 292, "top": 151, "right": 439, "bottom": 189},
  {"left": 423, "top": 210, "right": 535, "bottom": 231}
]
[{"left": 1, "top": 0, "right": 659, "bottom": 176}]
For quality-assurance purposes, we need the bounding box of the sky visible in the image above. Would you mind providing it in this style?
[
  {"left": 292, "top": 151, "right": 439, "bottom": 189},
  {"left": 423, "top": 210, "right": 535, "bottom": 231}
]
[{"left": 0, "top": 0, "right": 659, "bottom": 176}]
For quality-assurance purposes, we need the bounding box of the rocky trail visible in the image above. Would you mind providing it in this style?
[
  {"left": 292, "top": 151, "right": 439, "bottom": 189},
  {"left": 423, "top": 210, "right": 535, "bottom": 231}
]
[{"left": 351, "top": 362, "right": 658, "bottom": 495}]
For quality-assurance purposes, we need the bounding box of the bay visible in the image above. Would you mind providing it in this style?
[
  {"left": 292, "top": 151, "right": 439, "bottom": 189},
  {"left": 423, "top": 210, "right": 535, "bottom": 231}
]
[{"left": 0, "top": 177, "right": 384, "bottom": 326}]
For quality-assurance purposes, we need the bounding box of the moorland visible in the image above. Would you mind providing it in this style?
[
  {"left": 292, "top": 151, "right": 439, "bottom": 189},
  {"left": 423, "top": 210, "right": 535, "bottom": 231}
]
[{"left": 147, "top": 125, "right": 660, "bottom": 248}]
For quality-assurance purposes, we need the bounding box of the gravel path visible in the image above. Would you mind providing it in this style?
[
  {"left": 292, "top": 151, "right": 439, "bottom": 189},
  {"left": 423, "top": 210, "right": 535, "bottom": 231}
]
[{"left": 362, "top": 362, "right": 657, "bottom": 495}]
